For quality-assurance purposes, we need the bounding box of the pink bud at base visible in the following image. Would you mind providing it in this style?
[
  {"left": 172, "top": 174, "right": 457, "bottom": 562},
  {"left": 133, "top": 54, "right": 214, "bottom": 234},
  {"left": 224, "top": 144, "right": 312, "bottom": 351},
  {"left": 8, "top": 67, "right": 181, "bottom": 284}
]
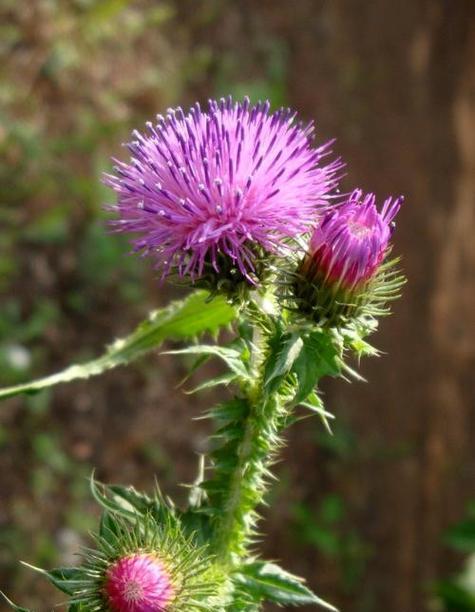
[{"left": 106, "top": 553, "right": 175, "bottom": 612}]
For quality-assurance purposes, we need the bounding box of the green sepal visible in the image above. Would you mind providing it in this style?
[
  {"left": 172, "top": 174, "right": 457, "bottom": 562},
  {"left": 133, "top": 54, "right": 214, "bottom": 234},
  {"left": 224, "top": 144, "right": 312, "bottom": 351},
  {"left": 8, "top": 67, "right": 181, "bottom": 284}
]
[
  {"left": 99, "top": 511, "right": 122, "bottom": 541},
  {"left": 285, "top": 249, "right": 405, "bottom": 328},
  {"left": 0, "top": 290, "right": 236, "bottom": 400},
  {"left": 233, "top": 561, "right": 338, "bottom": 610}
]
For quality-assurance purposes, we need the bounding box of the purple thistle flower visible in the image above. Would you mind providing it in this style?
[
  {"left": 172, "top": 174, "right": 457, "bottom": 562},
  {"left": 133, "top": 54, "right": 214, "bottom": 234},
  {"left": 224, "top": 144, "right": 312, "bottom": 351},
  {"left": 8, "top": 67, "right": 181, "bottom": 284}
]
[
  {"left": 291, "top": 188, "right": 404, "bottom": 325},
  {"left": 307, "top": 189, "right": 403, "bottom": 291},
  {"left": 105, "top": 553, "right": 175, "bottom": 612},
  {"left": 104, "top": 96, "right": 342, "bottom": 284}
]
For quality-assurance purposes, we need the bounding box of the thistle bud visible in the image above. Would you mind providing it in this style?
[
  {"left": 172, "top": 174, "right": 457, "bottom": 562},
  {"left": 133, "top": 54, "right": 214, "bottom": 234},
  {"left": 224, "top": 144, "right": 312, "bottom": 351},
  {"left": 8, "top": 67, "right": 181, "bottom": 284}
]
[
  {"left": 293, "top": 189, "right": 404, "bottom": 325},
  {"left": 105, "top": 553, "right": 174, "bottom": 611},
  {"left": 66, "top": 512, "right": 226, "bottom": 612}
]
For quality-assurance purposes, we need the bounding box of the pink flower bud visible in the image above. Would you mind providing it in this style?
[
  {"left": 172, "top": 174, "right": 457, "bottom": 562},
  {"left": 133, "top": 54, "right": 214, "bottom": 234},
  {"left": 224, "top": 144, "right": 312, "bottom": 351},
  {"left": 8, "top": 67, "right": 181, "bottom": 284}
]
[
  {"left": 307, "top": 189, "right": 402, "bottom": 291},
  {"left": 105, "top": 553, "right": 175, "bottom": 612}
]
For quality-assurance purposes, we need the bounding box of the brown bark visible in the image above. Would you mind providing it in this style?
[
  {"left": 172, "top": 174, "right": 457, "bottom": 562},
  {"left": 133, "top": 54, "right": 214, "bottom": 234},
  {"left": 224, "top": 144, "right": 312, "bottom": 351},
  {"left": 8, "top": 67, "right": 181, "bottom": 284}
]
[{"left": 180, "top": 1, "right": 475, "bottom": 609}]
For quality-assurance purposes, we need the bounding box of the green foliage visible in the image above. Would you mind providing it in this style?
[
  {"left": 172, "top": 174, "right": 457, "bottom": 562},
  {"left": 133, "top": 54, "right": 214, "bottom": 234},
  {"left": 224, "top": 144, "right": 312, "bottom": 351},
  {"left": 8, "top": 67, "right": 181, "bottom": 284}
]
[
  {"left": 188, "top": 313, "right": 343, "bottom": 599},
  {"left": 233, "top": 561, "right": 337, "bottom": 610},
  {"left": 292, "top": 496, "right": 371, "bottom": 594},
  {"left": 263, "top": 330, "right": 304, "bottom": 396},
  {"left": 291, "top": 329, "right": 343, "bottom": 404},
  {"left": 20, "top": 565, "right": 87, "bottom": 597},
  {"left": 445, "top": 505, "right": 475, "bottom": 553},
  {"left": 0, "top": 285, "right": 382, "bottom": 610},
  {"left": 166, "top": 344, "right": 250, "bottom": 381},
  {"left": 436, "top": 504, "right": 475, "bottom": 611},
  {"left": 436, "top": 579, "right": 475, "bottom": 612},
  {"left": 0, "top": 291, "right": 236, "bottom": 400}
]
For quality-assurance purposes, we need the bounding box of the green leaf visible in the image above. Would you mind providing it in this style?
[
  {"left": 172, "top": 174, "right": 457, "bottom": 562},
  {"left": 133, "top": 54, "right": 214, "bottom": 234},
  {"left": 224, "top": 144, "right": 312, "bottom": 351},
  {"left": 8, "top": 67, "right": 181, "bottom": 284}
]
[
  {"left": 291, "top": 332, "right": 323, "bottom": 404},
  {"left": 436, "top": 579, "right": 475, "bottom": 611},
  {"left": 90, "top": 478, "right": 180, "bottom": 530},
  {"left": 300, "top": 391, "right": 335, "bottom": 434},
  {"left": 263, "top": 330, "right": 303, "bottom": 395},
  {"left": 292, "top": 330, "right": 343, "bottom": 433},
  {"left": 90, "top": 478, "right": 153, "bottom": 519},
  {"left": 0, "top": 291, "right": 236, "bottom": 400},
  {"left": 166, "top": 345, "right": 249, "bottom": 379},
  {"left": 20, "top": 563, "right": 87, "bottom": 597},
  {"left": 184, "top": 372, "right": 237, "bottom": 395},
  {"left": 0, "top": 592, "right": 30, "bottom": 612},
  {"left": 445, "top": 519, "right": 475, "bottom": 553},
  {"left": 292, "top": 330, "right": 343, "bottom": 405},
  {"left": 234, "top": 561, "right": 338, "bottom": 610}
]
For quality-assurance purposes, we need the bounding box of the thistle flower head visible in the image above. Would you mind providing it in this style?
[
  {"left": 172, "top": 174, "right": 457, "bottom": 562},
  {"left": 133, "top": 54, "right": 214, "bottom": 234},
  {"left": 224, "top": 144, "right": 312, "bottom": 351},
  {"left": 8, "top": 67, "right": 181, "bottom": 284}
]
[
  {"left": 106, "top": 553, "right": 174, "bottom": 612},
  {"left": 104, "top": 96, "right": 342, "bottom": 290},
  {"left": 289, "top": 189, "right": 404, "bottom": 325},
  {"left": 308, "top": 189, "right": 402, "bottom": 291},
  {"left": 66, "top": 511, "right": 225, "bottom": 612}
]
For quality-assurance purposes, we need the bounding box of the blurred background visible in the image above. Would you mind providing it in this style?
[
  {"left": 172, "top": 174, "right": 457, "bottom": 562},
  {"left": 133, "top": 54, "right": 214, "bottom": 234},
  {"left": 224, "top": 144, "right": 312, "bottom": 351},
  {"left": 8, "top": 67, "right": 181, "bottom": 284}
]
[{"left": 1, "top": 1, "right": 474, "bottom": 610}]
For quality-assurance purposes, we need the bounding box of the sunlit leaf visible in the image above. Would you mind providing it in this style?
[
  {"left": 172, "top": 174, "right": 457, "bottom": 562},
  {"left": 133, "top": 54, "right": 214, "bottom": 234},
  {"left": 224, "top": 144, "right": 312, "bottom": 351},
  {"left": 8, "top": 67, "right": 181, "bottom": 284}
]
[
  {"left": 0, "top": 291, "right": 236, "bottom": 400},
  {"left": 234, "top": 561, "right": 338, "bottom": 610},
  {"left": 20, "top": 563, "right": 87, "bottom": 597}
]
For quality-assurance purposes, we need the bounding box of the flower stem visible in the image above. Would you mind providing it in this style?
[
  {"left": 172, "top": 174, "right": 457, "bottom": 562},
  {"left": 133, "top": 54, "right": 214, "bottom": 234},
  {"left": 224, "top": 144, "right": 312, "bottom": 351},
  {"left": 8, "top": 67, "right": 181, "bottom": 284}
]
[{"left": 211, "top": 311, "right": 285, "bottom": 563}]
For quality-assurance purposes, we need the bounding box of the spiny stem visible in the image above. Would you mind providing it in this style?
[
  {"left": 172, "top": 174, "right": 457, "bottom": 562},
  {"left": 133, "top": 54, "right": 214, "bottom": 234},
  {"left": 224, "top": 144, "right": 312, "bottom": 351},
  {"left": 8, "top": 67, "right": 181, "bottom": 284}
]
[
  {"left": 213, "top": 403, "right": 257, "bottom": 561},
  {"left": 212, "top": 311, "right": 284, "bottom": 563}
]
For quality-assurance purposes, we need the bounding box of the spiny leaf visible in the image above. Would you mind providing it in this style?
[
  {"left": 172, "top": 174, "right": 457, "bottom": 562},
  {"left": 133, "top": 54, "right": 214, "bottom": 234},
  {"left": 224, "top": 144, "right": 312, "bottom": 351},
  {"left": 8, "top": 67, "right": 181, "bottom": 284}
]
[
  {"left": 90, "top": 477, "right": 148, "bottom": 519},
  {"left": 166, "top": 345, "right": 249, "bottom": 379},
  {"left": 0, "top": 291, "right": 236, "bottom": 400},
  {"left": 184, "top": 372, "right": 237, "bottom": 395},
  {"left": 263, "top": 330, "right": 303, "bottom": 395},
  {"left": 205, "top": 398, "right": 250, "bottom": 423},
  {"left": 300, "top": 391, "right": 335, "bottom": 434},
  {"left": 234, "top": 561, "right": 338, "bottom": 610},
  {"left": 292, "top": 329, "right": 343, "bottom": 405},
  {"left": 20, "top": 563, "right": 87, "bottom": 597}
]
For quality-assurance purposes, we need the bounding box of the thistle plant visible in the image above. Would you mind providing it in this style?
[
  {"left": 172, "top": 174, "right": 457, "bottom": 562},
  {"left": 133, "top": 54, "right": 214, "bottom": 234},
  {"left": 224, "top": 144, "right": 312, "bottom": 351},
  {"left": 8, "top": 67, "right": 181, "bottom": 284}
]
[{"left": 0, "top": 96, "right": 404, "bottom": 611}]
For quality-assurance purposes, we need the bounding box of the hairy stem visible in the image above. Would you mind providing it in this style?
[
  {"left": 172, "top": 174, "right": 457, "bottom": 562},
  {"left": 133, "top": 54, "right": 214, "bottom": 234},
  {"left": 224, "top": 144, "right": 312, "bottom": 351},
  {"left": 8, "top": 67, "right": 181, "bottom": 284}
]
[{"left": 211, "top": 313, "right": 285, "bottom": 563}]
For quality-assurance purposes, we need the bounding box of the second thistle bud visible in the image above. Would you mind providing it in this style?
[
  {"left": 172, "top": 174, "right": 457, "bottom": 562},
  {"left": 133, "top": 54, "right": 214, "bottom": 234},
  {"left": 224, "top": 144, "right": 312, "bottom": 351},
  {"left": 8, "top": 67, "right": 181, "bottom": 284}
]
[
  {"left": 62, "top": 508, "right": 226, "bottom": 612},
  {"left": 293, "top": 189, "right": 404, "bottom": 326},
  {"left": 106, "top": 553, "right": 175, "bottom": 612}
]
